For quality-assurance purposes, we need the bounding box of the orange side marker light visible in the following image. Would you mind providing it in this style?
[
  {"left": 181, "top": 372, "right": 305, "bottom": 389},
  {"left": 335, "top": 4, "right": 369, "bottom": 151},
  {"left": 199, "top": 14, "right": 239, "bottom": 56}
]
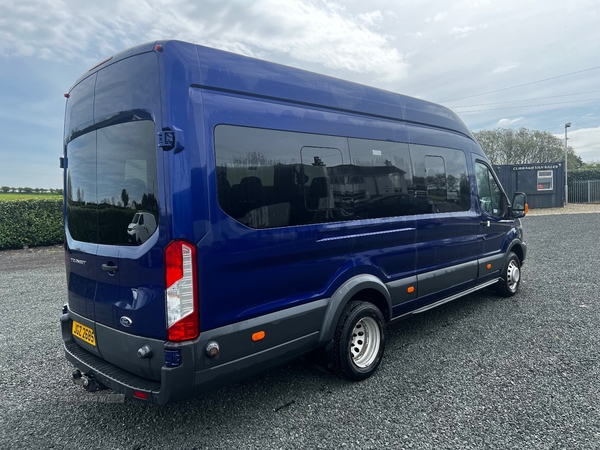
[
  {"left": 407, "top": 286, "right": 415, "bottom": 294},
  {"left": 487, "top": 264, "right": 492, "bottom": 270},
  {"left": 252, "top": 331, "right": 265, "bottom": 342},
  {"left": 524, "top": 203, "right": 529, "bottom": 215}
]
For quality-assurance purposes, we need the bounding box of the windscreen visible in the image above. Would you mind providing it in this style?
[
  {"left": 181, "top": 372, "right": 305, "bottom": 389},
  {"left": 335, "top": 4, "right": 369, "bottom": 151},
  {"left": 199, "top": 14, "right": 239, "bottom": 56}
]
[{"left": 66, "top": 120, "right": 159, "bottom": 245}]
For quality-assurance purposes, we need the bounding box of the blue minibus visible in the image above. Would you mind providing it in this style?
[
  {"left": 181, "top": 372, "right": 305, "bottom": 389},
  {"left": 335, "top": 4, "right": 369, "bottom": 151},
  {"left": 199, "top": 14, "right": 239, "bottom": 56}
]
[{"left": 60, "top": 40, "right": 527, "bottom": 404}]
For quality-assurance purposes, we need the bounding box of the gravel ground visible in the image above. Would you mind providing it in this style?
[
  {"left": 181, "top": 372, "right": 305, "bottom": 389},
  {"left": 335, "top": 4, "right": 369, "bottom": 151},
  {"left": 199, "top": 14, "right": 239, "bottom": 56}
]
[
  {"left": 1, "top": 212, "right": 600, "bottom": 450},
  {"left": 526, "top": 202, "right": 600, "bottom": 216}
]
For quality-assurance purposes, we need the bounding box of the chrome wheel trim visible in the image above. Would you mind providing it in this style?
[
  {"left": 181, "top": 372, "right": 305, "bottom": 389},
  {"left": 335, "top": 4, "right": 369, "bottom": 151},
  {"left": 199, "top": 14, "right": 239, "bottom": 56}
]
[
  {"left": 350, "top": 316, "right": 381, "bottom": 368},
  {"left": 506, "top": 259, "right": 520, "bottom": 291}
]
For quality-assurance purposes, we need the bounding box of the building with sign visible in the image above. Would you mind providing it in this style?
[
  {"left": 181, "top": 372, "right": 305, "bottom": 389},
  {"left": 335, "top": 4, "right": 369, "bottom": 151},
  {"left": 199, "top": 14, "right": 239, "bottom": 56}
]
[{"left": 493, "top": 162, "right": 564, "bottom": 209}]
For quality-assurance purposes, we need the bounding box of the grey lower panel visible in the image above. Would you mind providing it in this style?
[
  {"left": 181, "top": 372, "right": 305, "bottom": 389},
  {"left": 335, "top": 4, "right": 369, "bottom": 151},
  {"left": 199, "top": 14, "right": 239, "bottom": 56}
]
[
  {"left": 190, "top": 300, "right": 328, "bottom": 396},
  {"left": 478, "top": 253, "right": 505, "bottom": 278},
  {"left": 194, "top": 299, "right": 328, "bottom": 370},
  {"left": 193, "top": 332, "right": 319, "bottom": 397},
  {"left": 386, "top": 276, "right": 418, "bottom": 305},
  {"left": 418, "top": 260, "right": 478, "bottom": 297},
  {"left": 62, "top": 298, "right": 329, "bottom": 404}
]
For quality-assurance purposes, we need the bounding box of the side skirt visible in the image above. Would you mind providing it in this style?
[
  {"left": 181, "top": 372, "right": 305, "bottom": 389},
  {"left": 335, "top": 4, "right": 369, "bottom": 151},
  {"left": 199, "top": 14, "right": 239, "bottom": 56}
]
[{"left": 390, "top": 278, "right": 500, "bottom": 323}]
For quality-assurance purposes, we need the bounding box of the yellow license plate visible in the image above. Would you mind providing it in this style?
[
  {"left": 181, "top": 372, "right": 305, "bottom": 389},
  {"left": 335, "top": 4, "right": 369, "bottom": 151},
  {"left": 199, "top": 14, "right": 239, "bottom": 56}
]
[{"left": 72, "top": 320, "right": 96, "bottom": 346}]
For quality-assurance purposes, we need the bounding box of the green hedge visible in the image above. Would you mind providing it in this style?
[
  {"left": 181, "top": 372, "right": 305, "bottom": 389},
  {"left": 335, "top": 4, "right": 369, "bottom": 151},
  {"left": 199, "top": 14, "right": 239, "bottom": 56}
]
[
  {"left": 569, "top": 168, "right": 600, "bottom": 182},
  {"left": 0, "top": 199, "right": 63, "bottom": 249}
]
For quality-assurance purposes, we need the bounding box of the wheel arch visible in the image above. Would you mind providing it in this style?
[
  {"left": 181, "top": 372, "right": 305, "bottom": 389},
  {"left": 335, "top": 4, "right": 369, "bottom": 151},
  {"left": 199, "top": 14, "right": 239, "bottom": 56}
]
[
  {"left": 318, "top": 274, "right": 391, "bottom": 346},
  {"left": 509, "top": 241, "right": 524, "bottom": 265}
]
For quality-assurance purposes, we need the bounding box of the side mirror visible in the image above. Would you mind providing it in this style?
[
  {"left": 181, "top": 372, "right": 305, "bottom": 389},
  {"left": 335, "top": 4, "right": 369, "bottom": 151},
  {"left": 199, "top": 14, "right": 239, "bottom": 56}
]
[{"left": 511, "top": 192, "right": 527, "bottom": 218}]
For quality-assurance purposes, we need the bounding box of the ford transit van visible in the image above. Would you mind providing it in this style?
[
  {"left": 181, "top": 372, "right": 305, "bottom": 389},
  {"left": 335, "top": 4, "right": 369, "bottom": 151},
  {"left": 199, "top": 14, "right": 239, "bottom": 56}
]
[{"left": 61, "top": 40, "right": 527, "bottom": 404}]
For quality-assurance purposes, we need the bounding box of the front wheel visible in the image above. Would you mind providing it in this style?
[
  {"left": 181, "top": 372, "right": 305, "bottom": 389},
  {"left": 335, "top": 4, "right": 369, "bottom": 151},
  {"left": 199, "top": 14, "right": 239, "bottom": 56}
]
[
  {"left": 333, "top": 301, "right": 385, "bottom": 381},
  {"left": 497, "top": 252, "right": 521, "bottom": 297}
]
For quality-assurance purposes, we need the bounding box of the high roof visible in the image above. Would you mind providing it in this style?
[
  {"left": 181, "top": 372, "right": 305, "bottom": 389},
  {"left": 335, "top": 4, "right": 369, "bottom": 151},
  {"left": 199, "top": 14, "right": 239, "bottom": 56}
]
[{"left": 72, "top": 39, "right": 473, "bottom": 140}]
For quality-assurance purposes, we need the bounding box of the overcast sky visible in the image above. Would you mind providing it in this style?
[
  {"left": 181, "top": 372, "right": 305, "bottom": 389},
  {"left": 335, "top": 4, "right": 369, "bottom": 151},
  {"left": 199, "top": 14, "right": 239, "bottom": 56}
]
[{"left": 1, "top": 0, "right": 599, "bottom": 188}]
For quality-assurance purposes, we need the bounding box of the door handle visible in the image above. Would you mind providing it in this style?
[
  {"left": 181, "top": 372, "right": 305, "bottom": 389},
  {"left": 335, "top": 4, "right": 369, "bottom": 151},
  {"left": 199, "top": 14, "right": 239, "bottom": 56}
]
[
  {"left": 480, "top": 220, "right": 490, "bottom": 227},
  {"left": 102, "top": 263, "right": 118, "bottom": 273}
]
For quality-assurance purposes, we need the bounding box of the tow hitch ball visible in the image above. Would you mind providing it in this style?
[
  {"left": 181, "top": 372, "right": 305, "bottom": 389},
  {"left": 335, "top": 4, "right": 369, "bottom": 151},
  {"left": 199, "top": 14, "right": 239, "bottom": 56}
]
[{"left": 72, "top": 369, "right": 105, "bottom": 392}]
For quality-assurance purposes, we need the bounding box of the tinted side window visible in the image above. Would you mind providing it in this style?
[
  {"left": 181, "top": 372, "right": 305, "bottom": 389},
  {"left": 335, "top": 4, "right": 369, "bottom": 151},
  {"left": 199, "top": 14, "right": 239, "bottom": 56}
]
[
  {"left": 214, "top": 125, "right": 350, "bottom": 228},
  {"left": 348, "top": 138, "right": 414, "bottom": 219},
  {"left": 425, "top": 155, "right": 446, "bottom": 202},
  {"left": 301, "top": 146, "right": 344, "bottom": 212},
  {"left": 411, "top": 144, "right": 470, "bottom": 214}
]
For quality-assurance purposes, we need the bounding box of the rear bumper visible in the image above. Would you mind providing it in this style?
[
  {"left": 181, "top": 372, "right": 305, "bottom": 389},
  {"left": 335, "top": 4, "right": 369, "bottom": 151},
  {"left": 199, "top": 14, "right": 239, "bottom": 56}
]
[
  {"left": 61, "top": 311, "right": 195, "bottom": 405},
  {"left": 61, "top": 299, "right": 327, "bottom": 404}
]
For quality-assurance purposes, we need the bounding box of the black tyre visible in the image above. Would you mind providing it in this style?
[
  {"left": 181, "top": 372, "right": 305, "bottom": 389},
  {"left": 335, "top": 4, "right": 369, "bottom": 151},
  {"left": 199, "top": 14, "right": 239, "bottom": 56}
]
[
  {"left": 497, "top": 252, "right": 521, "bottom": 297},
  {"left": 333, "top": 301, "right": 385, "bottom": 381}
]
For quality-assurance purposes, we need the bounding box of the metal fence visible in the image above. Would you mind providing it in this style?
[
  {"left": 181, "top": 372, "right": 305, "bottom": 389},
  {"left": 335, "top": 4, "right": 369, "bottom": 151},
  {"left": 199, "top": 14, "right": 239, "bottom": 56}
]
[{"left": 569, "top": 179, "right": 600, "bottom": 203}]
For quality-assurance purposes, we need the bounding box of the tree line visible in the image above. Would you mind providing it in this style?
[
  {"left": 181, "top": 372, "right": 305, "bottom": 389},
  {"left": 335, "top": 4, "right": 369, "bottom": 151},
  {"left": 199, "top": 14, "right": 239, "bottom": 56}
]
[
  {"left": 472, "top": 128, "right": 583, "bottom": 169},
  {"left": 1, "top": 186, "right": 63, "bottom": 194}
]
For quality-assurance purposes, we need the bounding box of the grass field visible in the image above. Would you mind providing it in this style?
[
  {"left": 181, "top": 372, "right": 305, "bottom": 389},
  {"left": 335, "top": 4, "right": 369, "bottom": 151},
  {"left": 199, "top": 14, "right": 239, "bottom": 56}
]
[{"left": 0, "top": 193, "right": 62, "bottom": 201}]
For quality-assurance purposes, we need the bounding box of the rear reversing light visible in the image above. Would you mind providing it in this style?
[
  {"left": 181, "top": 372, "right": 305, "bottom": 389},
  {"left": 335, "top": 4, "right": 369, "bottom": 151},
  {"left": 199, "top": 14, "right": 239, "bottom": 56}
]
[{"left": 165, "top": 240, "right": 199, "bottom": 341}]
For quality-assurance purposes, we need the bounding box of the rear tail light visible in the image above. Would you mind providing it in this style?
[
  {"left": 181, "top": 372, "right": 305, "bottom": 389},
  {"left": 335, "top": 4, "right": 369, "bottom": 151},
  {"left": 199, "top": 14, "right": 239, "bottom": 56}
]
[{"left": 165, "top": 240, "right": 199, "bottom": 341}]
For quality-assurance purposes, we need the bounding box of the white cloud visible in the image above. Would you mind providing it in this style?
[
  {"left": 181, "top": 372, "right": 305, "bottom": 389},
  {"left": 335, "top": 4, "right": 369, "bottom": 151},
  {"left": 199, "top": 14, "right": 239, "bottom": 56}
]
[
  {"left": 449, "top": 24, "right": 489, "bottom": 38},
  {"left": 244, "top": 1, "right": 408, "bottom": 81},
  {"left": 426, "top": 12, "right": 447, "bottom": 22},
  {"left": 0, "top": 0, "right": 409, "bottom": 82},
  {"left": 562, "top": 126, "right": 600, "bottom": 161},
  {"left": 358, "top": 10, "right": 383, "bottom": 27},
  {"left": 497, "top": 117, "right": 525, "bottom": 126},
  {"left": 492, "top": 63, "right": 519, "bottom": 74}
]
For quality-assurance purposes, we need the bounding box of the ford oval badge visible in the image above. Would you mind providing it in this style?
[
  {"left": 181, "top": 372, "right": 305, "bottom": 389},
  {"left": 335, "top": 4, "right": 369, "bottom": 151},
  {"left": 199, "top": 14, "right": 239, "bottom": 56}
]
[{"left": 120, "top": 316, "right": 133, "bottom": 327}]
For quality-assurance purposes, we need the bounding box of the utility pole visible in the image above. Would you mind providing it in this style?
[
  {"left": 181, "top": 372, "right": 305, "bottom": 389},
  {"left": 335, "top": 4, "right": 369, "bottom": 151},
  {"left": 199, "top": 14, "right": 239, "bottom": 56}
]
[{"left": 565, "top": 122, "right": 571, "bottom": 205}]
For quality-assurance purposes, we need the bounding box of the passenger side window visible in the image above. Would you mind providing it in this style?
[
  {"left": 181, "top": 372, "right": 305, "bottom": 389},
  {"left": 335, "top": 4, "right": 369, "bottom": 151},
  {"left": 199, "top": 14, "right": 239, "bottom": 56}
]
[
  {"left": 215, "top": 126, "right": 478, "bottom": 227},
  {"left": 348, "top": 138, "right": 414, "bottom": 219},
  {"left": 475, "top": 162, "right": 503, "bottom": 218},
  {"left": 214, "top": 125, "right": 350, "bottom": 228},
  {"left": 301, "top": 147, "right": 343, "bottom": 212},
  {"left": 410, "top": 144, "right": 471, "bottom": 214},
  {"left": 425, "top": 156, "right": 446, "bottom": 205}
]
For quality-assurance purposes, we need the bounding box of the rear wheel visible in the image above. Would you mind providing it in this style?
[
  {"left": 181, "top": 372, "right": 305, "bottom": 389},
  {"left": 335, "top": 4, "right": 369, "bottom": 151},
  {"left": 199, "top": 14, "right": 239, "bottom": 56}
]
[
  {"left": 497, "top": 252, "right": 521, "bottom": 297},
  {"left": 333, "top": 301, "right": 385, "bottom": 381}
]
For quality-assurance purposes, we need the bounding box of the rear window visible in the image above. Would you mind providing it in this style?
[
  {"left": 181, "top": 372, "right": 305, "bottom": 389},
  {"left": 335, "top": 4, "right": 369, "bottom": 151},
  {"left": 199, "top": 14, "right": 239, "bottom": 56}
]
[{"left": 66, "top": 120, "right": 159, "bottom": 245}]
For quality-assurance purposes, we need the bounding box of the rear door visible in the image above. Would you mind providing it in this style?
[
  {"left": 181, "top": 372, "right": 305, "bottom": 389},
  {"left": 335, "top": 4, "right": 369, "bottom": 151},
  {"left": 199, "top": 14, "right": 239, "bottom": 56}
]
[
  {"left": 64, "top": 51, "right": 166, "bottom": 340},
  {"left": 94, "top": 121, "right": 163, "bottom": 339},
  {"left": 65, "top": 130, "right": 99, "bottom": 321}
]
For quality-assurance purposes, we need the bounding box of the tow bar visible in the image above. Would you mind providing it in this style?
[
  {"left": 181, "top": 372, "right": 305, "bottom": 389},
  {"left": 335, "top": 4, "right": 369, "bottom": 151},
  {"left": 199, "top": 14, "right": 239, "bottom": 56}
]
[{"left": 72, "top": 369, "right": 106, "bottom": 392}]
